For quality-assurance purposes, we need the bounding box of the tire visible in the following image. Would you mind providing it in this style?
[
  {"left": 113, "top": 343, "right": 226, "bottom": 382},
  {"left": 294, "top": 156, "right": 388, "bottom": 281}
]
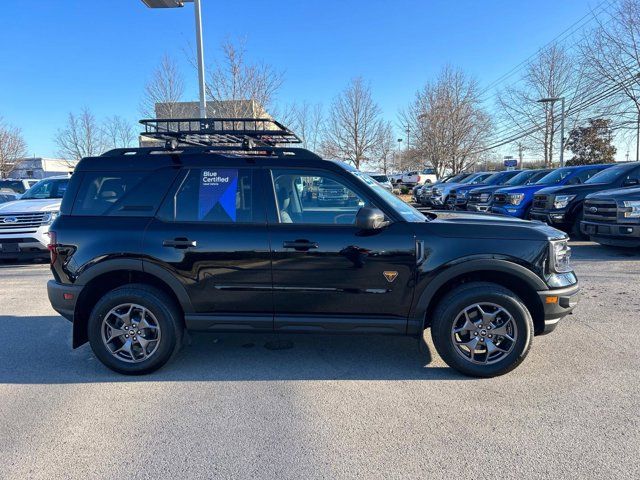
[
  {"left": 87, "top": 284, "right": 184, "bottom": 375},
  {"left": 430, "top": 282, "right": 534, "bottom": 377},
  {"left": 571, "top": 211, "right": 586, "bottom": 240}
]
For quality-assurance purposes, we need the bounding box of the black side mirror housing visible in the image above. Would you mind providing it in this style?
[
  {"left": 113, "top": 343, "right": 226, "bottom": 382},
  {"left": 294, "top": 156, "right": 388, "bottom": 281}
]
[
  {"left": 623, "top": 178, "right": 639, "bottom": 187},
  {"left": 355, "top": 207, "right": 389, "bottom": 230}
]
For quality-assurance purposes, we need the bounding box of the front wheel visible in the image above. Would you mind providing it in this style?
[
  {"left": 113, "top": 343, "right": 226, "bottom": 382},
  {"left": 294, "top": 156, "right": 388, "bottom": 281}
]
[
  {"left": 87, "top": 284, "right": 184, "bottom": 375},
  {"left": 430, "top": 282, "right": 533, "bottom": 377}
]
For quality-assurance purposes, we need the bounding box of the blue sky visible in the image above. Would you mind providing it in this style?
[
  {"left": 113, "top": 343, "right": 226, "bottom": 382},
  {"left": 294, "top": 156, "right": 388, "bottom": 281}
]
[{"left": 0, "top": 0, "right": 604, "bottom": 158}]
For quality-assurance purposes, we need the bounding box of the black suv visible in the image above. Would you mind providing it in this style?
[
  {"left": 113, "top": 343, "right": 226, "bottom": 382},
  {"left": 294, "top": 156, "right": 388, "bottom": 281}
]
[
  {"left": 581, "top": 186, "right": 640, "bottom": 247},
  {"left": 47, "top": 118, "right": 579, "bottom": 377},
  {"left": 529, "top": 162, "right": 640, "bottom": 236}
]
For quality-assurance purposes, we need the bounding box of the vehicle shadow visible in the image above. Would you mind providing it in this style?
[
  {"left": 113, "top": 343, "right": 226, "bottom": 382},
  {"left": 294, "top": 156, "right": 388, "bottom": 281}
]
[{"left": 0, "top": 315, "right": 468, "bottom": 384}]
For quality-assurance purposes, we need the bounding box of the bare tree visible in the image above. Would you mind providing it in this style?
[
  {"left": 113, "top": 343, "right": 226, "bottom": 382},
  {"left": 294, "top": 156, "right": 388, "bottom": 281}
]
[
  {"left": 0, "top": 117, "right": 28, "bottom": 179},
  {"left": 206, "top": 39, "right": 284, "bottom": 117},
  {"left": 372, "top": 121, "right": 396, "bottom": 174},
  {"left": 402, "top": 66, "right": 492, "bottom": 176},
  {"left": 581, "top": 0, "right": 640, "bottom": 160},
  {"left": 141, "top": 54, "right": 185, "bottom": 118},
  {"left": 55, "top": 108, "right": 106, "bottom": 161},
  {"left": 284, "top": 102, "right": 325, "bottom": 151},
  {"left": 103, "top": 116, "right": 135, "bottom": 150},
  {"left": 323, "top": 77, "right": 384, "bottom": 169},
  {"left": 497, "top": 44, "right": 584, "bottom": 167}
]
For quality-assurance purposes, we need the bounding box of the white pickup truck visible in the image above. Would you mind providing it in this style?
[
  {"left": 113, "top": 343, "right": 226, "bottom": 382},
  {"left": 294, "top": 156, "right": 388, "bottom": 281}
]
[
  {"left": 0, "top": 176, "right": 69, "bottom": 260},
  {"left": 392, "top": 168, "right": 438, "bottom": 186}
]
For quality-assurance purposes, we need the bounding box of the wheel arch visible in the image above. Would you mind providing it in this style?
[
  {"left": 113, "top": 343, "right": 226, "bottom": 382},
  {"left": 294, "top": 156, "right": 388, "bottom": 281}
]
[
  {"left": 413, "top": 260, "right": 547, "bottom": 336},
  {"left": 72, "top": 261, "right": 192, "bottom": 348}
]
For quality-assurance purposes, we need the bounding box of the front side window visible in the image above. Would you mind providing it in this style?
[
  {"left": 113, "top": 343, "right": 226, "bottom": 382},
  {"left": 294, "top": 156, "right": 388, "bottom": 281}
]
[
  {"left": 160, "top": 168, "right": 255, "bottom": 223},
  {"left": 272, "top": 169, "right": 369, "bottom": 225}
]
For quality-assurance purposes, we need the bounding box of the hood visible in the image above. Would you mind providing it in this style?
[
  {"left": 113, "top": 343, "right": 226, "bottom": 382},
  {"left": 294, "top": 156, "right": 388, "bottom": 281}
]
[
  {"left": 536, "top": 183, "right": 610, "bottom": 197},
  {"left": 426, "top": 211, "right": 566, "bottom": 240},
  {"left": 453, "top": 182, "right": 490, "bottom": 193},
  {"left": 469, "top": 185, "right": 504, "bottom": 195},
  {"left": 494, "top": 184, "right": 547, "bottom": 195},
  {"left": 0, "top": 198, "right": 61, "bottom": 214},
  {"left": 587, "top": 186, "right": 640, "bottom": 200}
]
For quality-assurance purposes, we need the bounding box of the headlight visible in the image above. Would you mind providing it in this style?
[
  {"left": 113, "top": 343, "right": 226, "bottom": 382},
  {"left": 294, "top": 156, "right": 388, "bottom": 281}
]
[
  {"left": 433, "top": 188, "right": 442, "bottom": 196},
  {"left": 549, "top": 239, "right": 572, "bottom": 273},
  {"left": 480, "top": 193, "right": 491, "bottom": 202},
  {"left": 42, "top": 211, "right": 59, "bottom": 225},
  {"left": 622, "top": 200, "right": 640, "bottom": 218},
  {"left": 553, "top": 195, "right": 576, "bottom": 209},
  {"left": 507, "top": 193, "right": 525, "bottom": 205}
]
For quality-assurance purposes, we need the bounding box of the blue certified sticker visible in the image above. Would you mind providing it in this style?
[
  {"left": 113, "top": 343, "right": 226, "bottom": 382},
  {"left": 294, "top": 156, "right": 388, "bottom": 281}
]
[{"left": 198, "top": 169, "right": 238, "bottom": 221}]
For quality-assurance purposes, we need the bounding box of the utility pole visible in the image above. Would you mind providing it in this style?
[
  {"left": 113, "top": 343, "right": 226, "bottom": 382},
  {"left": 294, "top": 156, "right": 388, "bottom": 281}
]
[{"left": 518, "top": 142, "right": 524, "bottom": 167}]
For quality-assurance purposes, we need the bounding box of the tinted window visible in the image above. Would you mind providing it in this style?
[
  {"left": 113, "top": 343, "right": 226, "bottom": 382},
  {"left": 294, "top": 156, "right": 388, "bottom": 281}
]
[
  {"left": 585, "top": 164, "right": 638, "bottom": 184},
  {"left": 72, "top": 170, "right": 176, "bottom": 216},
  {"left": 160, "top": 168, "right": 255, "bottom": 223},
  {"left": 0, "top": 180, "right": 26, "bottom": 194},
  {"left": 22, "top": 179, "right": 69, "bottom": 199},
  {"left": 371, "top": 175, "right": 389, "bottom": 183},
  {"left": 535, "top": 168, "right": 574, "bottom": 185}
]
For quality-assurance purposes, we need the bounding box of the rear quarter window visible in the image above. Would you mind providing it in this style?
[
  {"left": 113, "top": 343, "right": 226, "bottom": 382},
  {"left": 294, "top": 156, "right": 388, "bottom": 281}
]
[{"left": 70, "top": 169, "right": 177, "bottom": 216}]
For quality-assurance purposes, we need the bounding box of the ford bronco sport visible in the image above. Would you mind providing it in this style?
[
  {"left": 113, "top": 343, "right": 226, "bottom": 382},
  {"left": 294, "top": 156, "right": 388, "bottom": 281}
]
[{"left": 47, "top": 118, "right": 580, "bottom": 377}]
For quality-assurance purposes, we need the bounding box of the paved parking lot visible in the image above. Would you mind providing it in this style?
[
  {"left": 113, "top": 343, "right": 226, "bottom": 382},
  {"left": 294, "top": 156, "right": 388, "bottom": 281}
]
[{"left": 0, "top": 242, "right": 639, "bottom": 479}]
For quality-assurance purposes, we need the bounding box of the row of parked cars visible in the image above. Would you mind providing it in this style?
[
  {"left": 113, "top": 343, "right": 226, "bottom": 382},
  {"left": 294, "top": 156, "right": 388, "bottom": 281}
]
[{"left": 413, "top": 162, "right": 640, "bottom": 247}]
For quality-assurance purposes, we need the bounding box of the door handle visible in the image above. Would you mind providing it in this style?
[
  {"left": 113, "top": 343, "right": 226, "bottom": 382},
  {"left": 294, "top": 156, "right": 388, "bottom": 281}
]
[
  {"left": 163, "top": 238, "right": 197, "bottom": 249},
  {"left": 283, "top": 240, "right": 319, "bottom": 251},
  {"left": 415, "top": 239, "right": 426, "bottom": 265}
]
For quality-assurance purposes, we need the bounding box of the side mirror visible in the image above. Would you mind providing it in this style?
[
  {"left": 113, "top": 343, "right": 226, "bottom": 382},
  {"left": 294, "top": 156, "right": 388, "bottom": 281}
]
[
  {"left": 623, "top": 178, "right": 639, "bottom": 187},
  {"left": 355, "top": 206, "right": 389, "bottom": 230}
]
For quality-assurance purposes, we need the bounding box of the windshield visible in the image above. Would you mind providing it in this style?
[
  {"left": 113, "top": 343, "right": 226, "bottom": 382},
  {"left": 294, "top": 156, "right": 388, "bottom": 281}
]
[
  {"left": 460, "top": 173, "right": 491, "bottom": 185},
  {"left": 21, "top": 178, "right": 69, "bottom": 200},
  {"left": 483, "top": 172, "right": 515, "bottom": 185},
  {"left": 585, "top": 164, "right": 627, "bottom": 184},
  {"left": 370, "top": 175, "right": 389, "bottom": 183},
  {"left": 421, "top": 168, "right": 435, "bottom": 174},
  {"left": 535, "top": 168, "right": 574, "bottom": 185},
  {"left": 505, "top": 170, "right": 541, "bottom": 186},
  {"left": 0, "top": 180, "right": 26, "bottom": 194},
  {"left": 351, "top": 171, "right": 425, "bottom": 222},
  {"left": 444, "top": 173, "right": 468, "bottom": 183}
]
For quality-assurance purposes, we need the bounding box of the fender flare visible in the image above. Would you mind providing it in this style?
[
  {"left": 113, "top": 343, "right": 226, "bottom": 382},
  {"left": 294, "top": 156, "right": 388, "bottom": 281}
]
[{"left": 409, "top": 258, "right": 547, "bottom": 333}]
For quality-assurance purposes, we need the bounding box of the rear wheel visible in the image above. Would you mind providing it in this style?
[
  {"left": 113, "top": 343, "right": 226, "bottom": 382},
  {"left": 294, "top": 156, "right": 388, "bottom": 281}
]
[
  {"left": 430, "top": 282, "right": 533, "bottom": 377},
  {"left": 87, "top": 284, "right": 183, "bottom": 375}
]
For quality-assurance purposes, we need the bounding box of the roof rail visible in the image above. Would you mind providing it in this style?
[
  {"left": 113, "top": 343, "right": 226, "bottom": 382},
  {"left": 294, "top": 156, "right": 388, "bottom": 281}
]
[
  {"left": 139, "top": 117, "right": 302, "bottom": 147},
  {"left": 101, "top": 145, "right": 322, "bottom": 160}
]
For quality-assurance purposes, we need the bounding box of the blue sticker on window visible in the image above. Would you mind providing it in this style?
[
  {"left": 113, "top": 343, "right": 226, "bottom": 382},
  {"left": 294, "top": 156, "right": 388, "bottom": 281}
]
[{"left": 198, "top": 169, "right": 238, "bottom": 221}]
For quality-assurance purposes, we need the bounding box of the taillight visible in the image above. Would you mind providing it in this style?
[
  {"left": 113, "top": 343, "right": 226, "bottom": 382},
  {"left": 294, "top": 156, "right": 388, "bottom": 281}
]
[{"left": 47, "top": 231, "right": 57, "bottom": 265}]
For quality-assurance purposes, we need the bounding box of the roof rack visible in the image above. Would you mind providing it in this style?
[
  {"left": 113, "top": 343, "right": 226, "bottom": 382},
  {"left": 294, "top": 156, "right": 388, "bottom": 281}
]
[{"left": 139, "top": 117, "right": 302, "bottom": 148}]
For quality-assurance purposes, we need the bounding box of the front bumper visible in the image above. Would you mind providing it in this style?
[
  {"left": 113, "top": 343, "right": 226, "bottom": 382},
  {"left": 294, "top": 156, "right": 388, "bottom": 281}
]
[
  {"left": 529, "top": 209, "right": 569, "bottom": 227},
  {"left": 467, "top": 203, "right": 490, "bottom": 212},
  {"left": 581, "top": 220, "right": 640, "bottom": 246},
  {"left": 0, "top": 225, "right": 50, "bottom": 259},
  {"left": 47, "top": 280, "right": 82, "bottom": 322},
  {"left": 491, "top": 205, "right": 525, "bottom": 217},
  {"left": 537, "top": 283, "right": 580, "bottom": 334}
]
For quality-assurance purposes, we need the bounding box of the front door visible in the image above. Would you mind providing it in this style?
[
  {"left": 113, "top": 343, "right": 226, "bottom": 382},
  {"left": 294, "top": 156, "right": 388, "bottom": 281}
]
[
  {"left": 266, "top": 168, "right": 416, "bottom": 334},
  {"left": 142, "top": 166, "right": 273, "bottom": 331}
]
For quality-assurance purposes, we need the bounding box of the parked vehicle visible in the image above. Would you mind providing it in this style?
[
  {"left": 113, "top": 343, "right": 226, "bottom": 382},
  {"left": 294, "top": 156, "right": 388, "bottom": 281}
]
[
  {"left": 530, "top": 162, "right": 640, "bottom": 236},
  {"left": 491, "top": 164, "right": 612, "bottom": 219},
  {"left": 467, "top": 169, "right": 551, "bottom": 212},
  {"left": 430, "top": 172, "right": 493, "bottom": 208},
  {"left": 0, "top": 175, "right": 69, "bottom": 260},
  {"left": 0, "top": 178, "right": 38, "bottom": 195},
  {"left": 418, "top": 173, "right": 472, "bottom": 206},
  {"left": 317, "top": 177, "right": 351, "bottom": 204},
  {"left": 401, "top": 168, "right": 438, "bottom": 186},
  {"left": 47, "top": 118, "right": 579, "bottom": 378},
  {"left": 446, "top": 170, "right": 523, "bottom": 210},
  {"left": 581, "top": 186, "right": 640, "bottom": 247},
  {"left": 0, "top": 189, "right": 19, "bottom": 204},
  {"left": 365, "top": 172, "right": 394, "bottom": 192}
]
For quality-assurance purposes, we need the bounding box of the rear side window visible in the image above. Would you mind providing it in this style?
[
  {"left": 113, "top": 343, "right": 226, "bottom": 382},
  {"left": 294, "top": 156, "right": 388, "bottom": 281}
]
[
  {"left": 71, "top": 169, "right": 177, "bottom": 216},
  {"left": 158, "top": 168, "right": 257, "bottom": 223}
]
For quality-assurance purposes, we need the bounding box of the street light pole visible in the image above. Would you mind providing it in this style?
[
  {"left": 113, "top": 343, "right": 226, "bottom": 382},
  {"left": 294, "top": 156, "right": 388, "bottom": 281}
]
[
  {"left": 141, "top": 0, "right": 207, "bottom": 119},
  {"left": 538, "top": 97, "right": 565, "bottom": 167}
]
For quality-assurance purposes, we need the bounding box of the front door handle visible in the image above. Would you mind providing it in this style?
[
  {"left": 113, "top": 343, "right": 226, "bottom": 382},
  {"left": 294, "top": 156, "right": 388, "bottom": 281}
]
[
  {"left": 163, "top": 238, "right": 197, "bottom": 249},
  {"left": 283, "top": 240, "right": 319, "bottom": 251}
]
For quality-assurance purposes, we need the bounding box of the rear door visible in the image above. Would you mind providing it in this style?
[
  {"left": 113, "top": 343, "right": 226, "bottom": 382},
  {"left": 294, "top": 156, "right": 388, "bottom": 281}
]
[
  {"left": 265, "top": 168, "right": 417, "bottom": 334},
  {"left": 142, "top": 165, "right": 273, "bottom": 331}
]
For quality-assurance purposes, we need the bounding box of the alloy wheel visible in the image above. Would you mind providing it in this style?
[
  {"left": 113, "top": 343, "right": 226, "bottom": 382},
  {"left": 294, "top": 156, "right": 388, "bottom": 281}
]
[{"left": 101, "top": 303, "right": 162, "bottom": 363}]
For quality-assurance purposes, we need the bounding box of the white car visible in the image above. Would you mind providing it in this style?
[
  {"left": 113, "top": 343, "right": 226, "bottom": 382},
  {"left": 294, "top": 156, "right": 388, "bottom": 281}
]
[
  {"left": 401, "top": 168, "right": 438, "bottom": 186},
  {"left": 0, "top": 175, "right": 69, "bottom": 260}
]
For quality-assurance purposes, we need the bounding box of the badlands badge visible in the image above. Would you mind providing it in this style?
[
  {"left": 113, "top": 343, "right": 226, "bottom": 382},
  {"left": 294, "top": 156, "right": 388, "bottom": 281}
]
[{"left": 383, "top": 271, "right": 398, "bottom": 283}]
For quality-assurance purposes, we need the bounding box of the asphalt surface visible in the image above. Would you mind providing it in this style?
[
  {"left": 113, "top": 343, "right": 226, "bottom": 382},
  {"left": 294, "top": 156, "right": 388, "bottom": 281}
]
[{"left": 0, "top": 242, "right": 639, "bottom": 479}]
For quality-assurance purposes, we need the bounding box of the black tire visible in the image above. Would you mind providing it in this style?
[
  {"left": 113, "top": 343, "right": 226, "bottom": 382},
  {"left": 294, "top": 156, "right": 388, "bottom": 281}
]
[
  {"left": 430, "top": 282, "right": 534, "bottom": 378},
  {"left": 571, "top": 211, "right": 586, "bottom": 240},
  {"left": 88, "top": 284, "right": 184, "bottom": 375}
]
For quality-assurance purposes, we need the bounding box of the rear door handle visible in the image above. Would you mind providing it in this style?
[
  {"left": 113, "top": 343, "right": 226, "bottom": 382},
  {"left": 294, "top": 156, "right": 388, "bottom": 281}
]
[
  {"left": 163, "top": 238, "right": 197, "bottom": 249},
  {"left": 283, "top": 240, "right": 319, "bottom": 251}
]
